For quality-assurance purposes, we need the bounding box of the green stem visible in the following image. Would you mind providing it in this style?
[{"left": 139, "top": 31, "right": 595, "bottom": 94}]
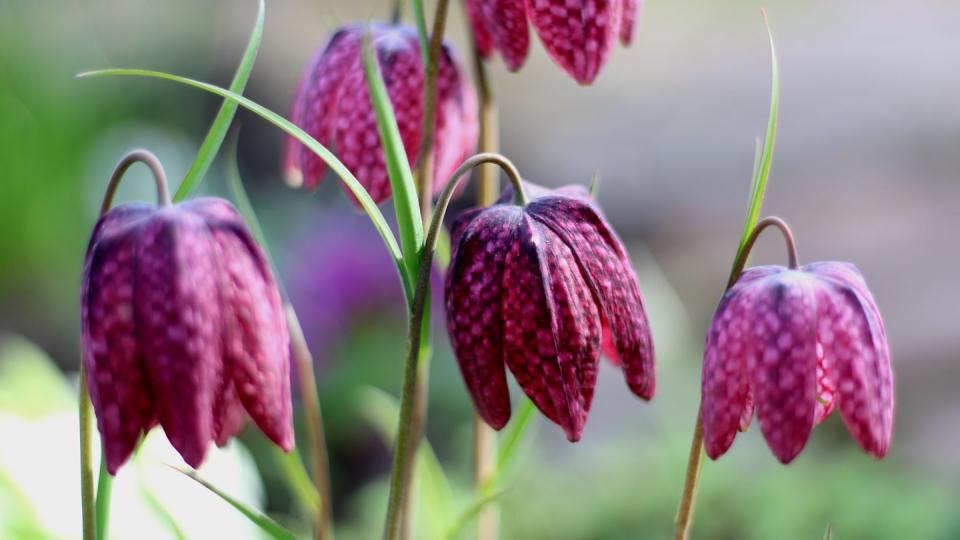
[
  {"left": 79, "top": 373, "right": 96, "bottom": 540},
  {"left": 674, "top": 216, "right": 797, "bottom": 540},
  {"left": 95, "top": 458, "right": 113, "bottom": 540},
  {"left": 382, "top": 153, "right": 525, "bottom": 540},
  {"left": 412, "top": 0, "right": 450, "bottom": 218}
]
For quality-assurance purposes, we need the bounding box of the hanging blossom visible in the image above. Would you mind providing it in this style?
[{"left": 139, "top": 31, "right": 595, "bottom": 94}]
[
  {"left": 444, "top": 181, "right": 655, "bottom": 441},
  {"left": 701, "top": 221, "right": 893, "bottom": 464},
  {"left": 81, "top": 197, "right": 293, "bottom": 474},
  {"left": 284, "top": 23, "right": 478, "bottom": 205},
  {"left": 465, "top": 0, "right": 643, "bottom": 85}
]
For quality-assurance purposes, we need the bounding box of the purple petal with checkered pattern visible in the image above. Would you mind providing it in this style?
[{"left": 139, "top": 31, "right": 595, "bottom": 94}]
[
  {"left": 526, "top": 0, "right": 623, "bottom": 85},
  {"left": 465, "top": 0, "right": 531, "bottom": 71}
]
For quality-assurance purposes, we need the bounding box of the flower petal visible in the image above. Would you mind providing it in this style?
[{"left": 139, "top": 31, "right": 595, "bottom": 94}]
[
  {"left": 479, "top": 0, "right": 531, "bottom": 71},
  {"left": 331, "top": 28, "right": 423, "bottom": 205},
  {"left": 135, "top": 210, "right": 223, "bottom": 468},
  {"left": 82, "top": 204, "right": 155, "bottom": 474},
  {"left": 700, "top": 273, "right": 764, "bottom": 460},
  {"left": 808, "top": 262, "right": 893, "bottom": 458},
  {"left": 619, "top": 0, "right": 641, "bottom": 45},
  {"left": 445, "top": 206, "right": 521, "bottom": 430},
  {"left": 526, "top": 0, "right": 622, "bottom": 84},
  {"left": 528, "top": 196, "right": 655, "bottom": 400},
  {"left": 464, "top": 0, "right": 494, "bottom": 58},
  {"left": 748, "top": 272, "right": 819, "bottom": 464},
  {"left": 501, "top": 215, "right": 588, "bottom": 441},
  {"left": 191, "top": 200, "right": 294, "bottom": 452},
  {"left": 285, "top": 27, "right": 363, "bottom": 189}
]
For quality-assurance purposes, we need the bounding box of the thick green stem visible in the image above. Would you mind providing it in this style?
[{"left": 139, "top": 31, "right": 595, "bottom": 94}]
[
  {"left": 674, "top": 216, "right": 798, "bottom": 540},
  {"left": 287, "top": 306, "right": 334, "bottom": 540},
  {"left": 382, "top": 153, "right": 525, "bottom": 540}
]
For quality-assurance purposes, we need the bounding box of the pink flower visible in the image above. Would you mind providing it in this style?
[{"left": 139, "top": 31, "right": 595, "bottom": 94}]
[
  {"left": 701, "top": 262, "right": 893, "bottom": 463},
  {"left": 465, "top": 0, "right": 642, "bottom": 85},
  {"left": 284, "top": 24, "right": 478, "bottom": 205},
  {"left": 81, "top": 197, "right": 293, "bottom": 474},
  {"left": 444, "top": 182, "right": 654, "bottom": 441}
]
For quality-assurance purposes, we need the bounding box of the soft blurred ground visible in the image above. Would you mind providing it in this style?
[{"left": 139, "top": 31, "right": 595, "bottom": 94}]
[{"left": 1, "top": 0, "right": 958, "bottom": 538}]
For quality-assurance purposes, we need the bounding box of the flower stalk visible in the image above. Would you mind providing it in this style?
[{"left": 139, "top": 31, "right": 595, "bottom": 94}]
[
  {"left": 674, "top": 216, "right": 797, "bottom": 540},
  {"left": 383, "top": 153, "right": 525, "bottom": 540}
]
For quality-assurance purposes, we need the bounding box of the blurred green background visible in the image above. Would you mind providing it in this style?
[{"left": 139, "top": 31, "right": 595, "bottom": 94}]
[{"left": 1, "top": 0, "right": 959, "bottom": 538}]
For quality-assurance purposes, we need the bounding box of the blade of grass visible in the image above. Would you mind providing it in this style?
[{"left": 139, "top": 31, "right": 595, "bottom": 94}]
[
  {"left": 275, "top": 448, "right": 322, "bottom": 513},
  {"left": 442, "top": 489, "right": 509, "bottom": 540},
  {"left": 733, "top": 10, "right": 780, "bottom": 269},
  {"left": 362, "top": 30, "right": 424, "bottom": 294},
  {"left": 138, "top": 484, "right": 188, "bottom": 540},
  {"left": 94, "top": 459, "right": 112, "bottom": 540},
  {"left": 174, "top": 468, "right": 297, "bottom": 540},
  {"left": 77, "top": 68, "right": 409, "bottom": 296},
  {"left": 487, "top": 398, "right": 536, "bottom": 491},
  {"left": 175, "top": 0, "right": 263, "bottom": 201}
]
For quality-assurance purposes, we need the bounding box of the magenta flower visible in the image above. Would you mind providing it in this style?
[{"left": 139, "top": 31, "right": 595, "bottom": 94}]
[
  {"left": 464, "top": 0, "right": 642, "bottom": 85},
  {"left": 81, "top": 197, "right": 293, "bottom": 474},
  {"left": 284, "top": 24, "right": 478, "bottom": 205},
  {"left": 701, "top": 262, "right": 893, "bottom": 464},
  {"left": 444, "top": 182, "right": 654, "bottom": 441}
]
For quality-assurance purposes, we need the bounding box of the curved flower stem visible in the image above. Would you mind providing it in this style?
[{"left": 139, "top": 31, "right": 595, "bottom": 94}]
[
  {"left": 286, "top": 306, "right": 334, "bottom": 540},
  {"left": 383, "top": 153, "right": 525, "bottom": 540},
  {"left": 412, "top": 0, "right": 450, "bottom": 218},
  {"left": 470, "top": 44, "right": 500, "bottom": 540},
  {"left": 674, "top": 215, "right": 799, "bottom": 540},
  {"left": 81, "top": 149, "right": 172, "bottom": 540}
]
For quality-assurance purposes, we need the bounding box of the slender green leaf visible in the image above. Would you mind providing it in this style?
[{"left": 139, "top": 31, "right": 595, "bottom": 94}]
[
  {"left": 174, "top": 468, "right": 297, "bottom": 540},
  {"left": 442, "top": 489, "right": 509, "bottom": 540},
  {"left": 494, "top": 397, "right": 536, "bottom": 479},
  {"left": 138, "top": 484, "right": 188, "bottom": 540},
  {"left": 76, "top": 68, "right": 408, "bottom": 292},
  {"left": 174, "top": 0, "right": 264, "bottom": 202},
  {"left": 735, "top": 12, "right": 780, "bottom": 260},
  {"left": 410, "top": 0, "right": 430, "bottom": 66},
  {"left": 95, "top": 459, "right": 112, "bottom": 540},
  {"left": 224, "top": 131, "right": 272, "bottom": 260},
  {"left": 275, "top": 448, "right": 322, "bottom": 514},
  {"left": 362, "top": 30, "right": 424, "bottom": 295}
]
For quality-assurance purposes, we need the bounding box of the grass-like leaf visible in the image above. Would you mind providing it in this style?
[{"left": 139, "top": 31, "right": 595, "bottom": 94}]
[
  {"left": 276, "top": 448, "right": 322, "bottom": 514},
  {"left": 95, "top": 459, "right": 112, "bottom": 540},
  {"left": 174, "top": 468, "right": 297, "bottom": 540},
  {"left": 362, "top": 30, "right": 424, "bottom": 296},
  {"left": 174, "top": 0, "right": 263, "bottom": 202},
  {"left": 76, "top": 68, "right": 408, "bottom": 290},
  {"left": 733, "top": 10, "right": 780, "bottom": 267},
  {"left": 494, "top": 397, "right": 536, "bottom": 480},
  {"left": 441, "top": 489, "right": 510, "bottom": 540}
]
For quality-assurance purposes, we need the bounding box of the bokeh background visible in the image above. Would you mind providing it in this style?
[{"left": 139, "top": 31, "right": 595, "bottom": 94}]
[{"left": 1, "top": 0, "right": 959, "bottom": 538}]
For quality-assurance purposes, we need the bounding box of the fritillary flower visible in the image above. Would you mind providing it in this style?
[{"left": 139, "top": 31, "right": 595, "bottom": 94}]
[
  {"left": 284, "top": 23, "right": 477, "bottom": 205},
  {"left": 81, "top": 196, "right": 293, "bottom": 474},
  {"left": 465, "top": 0, "right": 643, "bottom": 85},
  {"left": 701, "top": 224, "right": 893, "bottom": 463},
  {"left": 444, "top": 181, "right": 654, "bottom": 441}
]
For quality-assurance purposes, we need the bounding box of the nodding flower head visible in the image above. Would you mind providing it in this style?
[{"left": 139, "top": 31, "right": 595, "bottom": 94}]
[
  {"left": 701, "top": 221, "right": 893, "bottom": 464},
  {"left": 465, "top": 0, "right": 642, "bottom": 85},
  {"left": 284, "top": 23, "right": 478, "bottom": 205},
  {"left": 81, "top": 196, "right": 293, "bottom": 474},
  {"left": 444, "top": 181, "right": 654, "bottom": 442}
]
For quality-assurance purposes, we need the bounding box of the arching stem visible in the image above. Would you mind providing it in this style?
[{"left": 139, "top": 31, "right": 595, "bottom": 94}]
[
  {"left": 382, "top": 153, "right": 525, "bottom": 540},
  {"left": 674, "top": 215, "right": 800, "bottom": 540},
  {"left": 81, "top": 149, "right": 172, "bottom": 540}
]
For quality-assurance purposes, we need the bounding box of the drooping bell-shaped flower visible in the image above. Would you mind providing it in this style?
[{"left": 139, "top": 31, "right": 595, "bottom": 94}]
[
  {"left": 701, "top": 261, "right": 893, "bottom": 464},
  {"left": 444, "top": 181, "right": 655, "bottom": 441},
  {"left": 464, "top": 0, "right": 642, "bottom": 85},
  {"left": 81, "top": 197, "right": 293, "bottom": 474},
  {"left": 284, "top": 23, "right": 478, "bottom": 205}
]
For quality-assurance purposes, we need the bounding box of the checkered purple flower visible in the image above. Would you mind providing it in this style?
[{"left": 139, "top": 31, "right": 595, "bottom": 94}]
[
  {"left": 284, "top": 23, "right": 477, "bottom": 205},
  {"left": 444, "top": 182, "right": 654, "bottom": 441},
  {"left": 701, "top": 262, "right": 893, "bottom": 463},
  {"left": 465, "top": 0, "right": 643, "bottom": 85},
  {"left": 81, "top": 197, "right": 293, "bottom": 474}
]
